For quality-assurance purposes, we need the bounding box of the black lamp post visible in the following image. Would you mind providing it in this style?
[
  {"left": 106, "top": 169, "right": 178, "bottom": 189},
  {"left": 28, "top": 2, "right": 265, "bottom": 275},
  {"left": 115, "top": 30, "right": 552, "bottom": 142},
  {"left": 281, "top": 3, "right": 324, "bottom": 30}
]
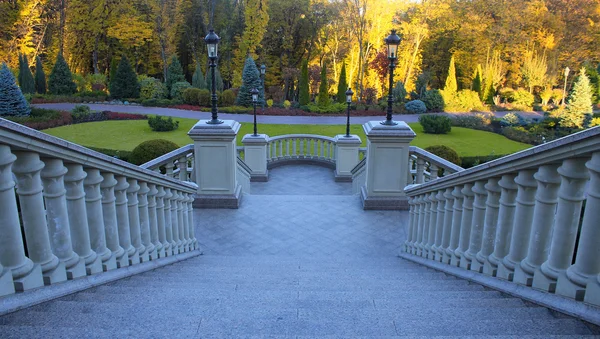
[
  {"left": 251, "top": 88, "right": 259, "bottom": 136},
  {"left": 382, "top": 30, "right": 401, "bottom": 126},
  {"left": 345, "top": 87, "right": 353, "bottom": 137},
  {"left": 205, "top": 29, "right": 222, "bottom": 124},
  {"left": 260, "top": 64, "right": 266, "bottom": 108}
]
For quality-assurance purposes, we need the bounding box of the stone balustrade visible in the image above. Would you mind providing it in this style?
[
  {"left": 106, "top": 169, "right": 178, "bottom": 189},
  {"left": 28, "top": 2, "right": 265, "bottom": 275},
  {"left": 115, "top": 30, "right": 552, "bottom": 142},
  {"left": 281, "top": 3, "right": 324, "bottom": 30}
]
[
  {"left": 403, "top": 126, "right": 600, "bottom": 306},
  {"left": 408, "top": 146, "right": 464, "bottom": 184},
  {"left": 0, "top": 118, "right": 198, "bottom": 297},
  {"left": 140, "top": 144, "right": 194, "bottom": 182},
  {"left": 267, "top": 134, "right": 337, "bottom": 168}
]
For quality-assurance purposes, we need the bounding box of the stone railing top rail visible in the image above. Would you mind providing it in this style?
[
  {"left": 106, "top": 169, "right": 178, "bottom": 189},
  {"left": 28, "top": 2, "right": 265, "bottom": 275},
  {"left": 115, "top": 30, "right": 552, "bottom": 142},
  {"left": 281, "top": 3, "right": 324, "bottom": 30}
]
[
  {"left": 0, "top": 118, "right": 197, "bottom": 193},
  {"left": 237, "top": 156, "right": 252, "bottom": 174},
  {"left": 351, "top": 158, "right": 367, "bottom": 175},
  {"left": 267, "top": 134, "right": 336, "bottom": 143},
  {"left": 409, "top": 146, "right": 464, "bottom": 173},
  {"left": 140, "top": 144, "right": 194, "bottom": 169},
  {"left": 405, "top": 126, "right": 600, "bottom": 195}
]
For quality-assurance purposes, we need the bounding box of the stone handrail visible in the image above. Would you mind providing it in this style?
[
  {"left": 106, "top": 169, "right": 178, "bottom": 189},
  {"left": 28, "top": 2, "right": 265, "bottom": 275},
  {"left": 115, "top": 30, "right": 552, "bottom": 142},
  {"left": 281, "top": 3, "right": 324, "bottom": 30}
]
[
  {"left": 0, "top": 118, "right": 198, "bottom": 297},
  {"left": 267, "top": 134, "right": 336, "bottom": 167},
  {"left": 140, "top": 144, "right": 194, "bottom": 182},
  {"left": 351, "top": 158, "right": 367, "bottom": 195},
  {"left": 408, "top": 146, "right": 464, "bottom": 184},
  {"left": 236, "top": 156, "right": 251, "bottom": 194},
  {"left": 403, "top": 126, "right": 600, "bottom": 307}
]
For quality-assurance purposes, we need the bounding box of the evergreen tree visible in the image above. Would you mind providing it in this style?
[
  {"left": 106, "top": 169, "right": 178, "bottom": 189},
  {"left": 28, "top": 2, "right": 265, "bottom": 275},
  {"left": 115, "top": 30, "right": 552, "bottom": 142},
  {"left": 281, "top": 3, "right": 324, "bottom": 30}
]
[
  {"left": 336, "top": 63, "right": 348, "bottom": 103},
  {"left": 298, "top": 59, "right": 309, "bottom": 105},
  {"left": 192, "top": 62, "right": 206, "bottom": 89},
  {"left": 205, "top": 66, "right": 224, "bottom": 93},
  {"left": 34, "top": 56, "right": 46, "bottom": 94},
  {"left": 19, "top": 54, "right": 35, "bottom": 94},
  {"left": 444, "top": 56, "right": 457, "bottom": 94},
  {"left": 0, "top": 62, "right": 31, "bottom": 116},
  {"left": 48, "top": 53, "right": 77, "bottom": 95},
  {"left": 109, "top": 56, "right": 140, "bottom": 99},
  {"left": 317, "top": 62, "right": 329, "bottom": 107},
  {"left": 109, "top": 57, "right": 119, "bottom": 84},
  {"left": 17, "top": 54, "right": 23, "bottom": 89},
  {"left": 472, "top": 64, "right": 483, "bottom": 100},
  {"left": 235, "top": 56, "right": 264, "bottom": 107},
  {"left": 166, "top": 55, "right": 185, "bottom": 92},
  {"left": 562, "top": 67, "right": 593, "bottom": 128}
]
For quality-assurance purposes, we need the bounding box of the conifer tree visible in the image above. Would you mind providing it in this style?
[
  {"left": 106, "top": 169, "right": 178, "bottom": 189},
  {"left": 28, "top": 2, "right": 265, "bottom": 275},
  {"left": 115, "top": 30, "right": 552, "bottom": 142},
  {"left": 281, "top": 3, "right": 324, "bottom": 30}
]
[
  {"left": 298, "top": 60, "right": 309, "bottom": 105},
  {"left": 317, "top": 62, "right": 329, "bottom": 107},
  {"left": 19, "top": 54, "right": 35, "bottom": 94},
  {"left": 109, "top": 57, "right": 119, "bottom": 84},
  {"left": 109, "top": 56, "right": 140, "bottom": 99},
  {"left": 0, "top": 62, "right": 31, "bottom": 116},
  {"left": 562, "top": 67, "right": 593, "bottom": 128},
  {"left": 206, "top": 66, "right": 224, "bottom": 93},
  {"left": 336, "top": 63, "right": 348, "bottom": 103},
  {"left": 17, "top": 54, "right": 23, "bottom": 88},
  {"left": 444, "top": 55, "right": 457, "bottom": 94},
  {"left": 34, "top": 56, "right": 46, "bottom": 94},
  {"left": 192, "top": 62, "right": 206, "bottom": 89},
  {"left": 236, "top": 56, "right": 264, "bottom": 107},
  {"left": 166, "top": 55, "right": 185, "bottom": 92},
  {"left": 48, "top": 53, "right": 77, "bottom": 95},
  {"left": 472, "top": 64, "right": 483, "bottom": 100}
]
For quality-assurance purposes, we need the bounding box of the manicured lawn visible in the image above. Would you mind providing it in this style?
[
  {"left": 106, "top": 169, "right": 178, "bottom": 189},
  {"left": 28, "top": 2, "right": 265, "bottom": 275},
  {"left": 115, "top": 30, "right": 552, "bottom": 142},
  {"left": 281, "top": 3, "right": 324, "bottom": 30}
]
[{"left": 42, "top": 118, "right": 530, "bottom": 157}]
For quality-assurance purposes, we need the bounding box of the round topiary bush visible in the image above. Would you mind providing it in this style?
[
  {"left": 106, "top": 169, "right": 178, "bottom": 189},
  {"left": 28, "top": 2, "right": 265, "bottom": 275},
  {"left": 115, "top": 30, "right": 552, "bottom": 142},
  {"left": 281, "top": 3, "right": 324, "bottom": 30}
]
[
  {"left": 170, "top": 81, "right": 191, "bottom": 101},
  {"left": 404, "top": 100, "right": 427, "bottom": 114},
  {"left": 198, "top": 89, "right": 211, "bottom": 106},
  {"left": 182, "top": 87, "right": 202, "bottom": 105},
  {"left": 419, "top": 114, "right": 452, "bottom": 134},
  {"left": 424, "top": 145, "right": 462, "bottom": 166},
  {"left": 221, "top": 89, "right": 236, "bottom": 106},
  {"left": 140, "top": 77, "right": 167, "bottom": 100},
  {"left": 130, "top": 139, "right": 180, "bottom": 165}
]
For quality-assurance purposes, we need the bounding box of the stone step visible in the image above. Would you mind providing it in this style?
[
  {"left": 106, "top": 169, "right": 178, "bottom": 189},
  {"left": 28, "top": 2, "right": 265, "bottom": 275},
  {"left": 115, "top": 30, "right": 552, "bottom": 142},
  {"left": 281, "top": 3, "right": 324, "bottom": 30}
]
[{"left": 172, "top": 255, "right": 419, "bottom": 268}]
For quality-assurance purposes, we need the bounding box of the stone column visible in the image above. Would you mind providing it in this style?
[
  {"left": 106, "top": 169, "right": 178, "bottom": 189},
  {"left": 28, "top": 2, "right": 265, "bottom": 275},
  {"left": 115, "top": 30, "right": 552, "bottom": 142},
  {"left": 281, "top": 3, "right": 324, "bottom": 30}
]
[
  {"left": 242, "top": 134, "right": 269, "bottom": 182},
  {"left": 514, "top": 165, "right": 561, "bottom": 286},
  {"left": 187, "top": 193, "right": 198, "bottom": 250},
  {"left": 40, "top": 158, "right": 85, "bottom": 279},
  {"left": 405, "top": 197, "right": 417, "bottom": 252},
  {"left": 164, "top": 188, "right": 174, "bottom": 256},
  {"left": 486, "top": 174, "right": 518, "bottom": 277},
  {"left": 440, "top": 188, "right": 455, "bottom": 264},
  {"left": 188, "top": 120, "right": 242, "bottom": 208},
  {"left": 333, "top": 134, "right": 362, "bottom": 182},
  {"left": 473, "top": 178, "right": 501, "bottom": 274},
  {"left": 433, "top": 190, "right": 446, "bottom": 261},
  {"left": 558, "top": 152, "right": 600, "bottom": 300},
  {"left": 414, "top": 195, "right": 425, "bottom": 256},
  {"left": 147, "top": 184, "right": 161, "bottom": 260},
  {"left": 138, "top": 182, "right": 156, "bottom": 260},
  {"left": 100, "top": 173, "right": 127, "bottom": 268},
  {"left": 115, "top": 176, "right": 139, "bottom": 265},
  {"left": 463, "top": 180, "right": 488, "bottom": 271},
  {"left": 425, "top": 192, "right": 438, "bottom": 259},
  {"left": 178, "top": 156, "right": 188, "bottom": 181},
  {"left": 155, "top": 186, "right": 167, "bottom": 258},
  {"left": 127, "top": 178, "right": 149, "bottom": 263},
  {"left": 360, "top": 121, "right": 416, "bottom": 210},
  {"left": 455, "top": 183, "right": 474, "bottom": 267},
  {"left": 84, "top": 168, "right": 115, "bottom": 272},
  {"left": 0, "top": 146, "right": 42, "bottom": 292},
  {"left": 449, "top": 186, "right": 464, "bottom": 266},
  {"left": 498, "top": 169, "right": 537, "bottom": 281},
  {"left": 533, "top": 158, "right": 589, "bottom": 292},
  {"left": 415, "top": 157, "right": 426, "bottom": 184}
]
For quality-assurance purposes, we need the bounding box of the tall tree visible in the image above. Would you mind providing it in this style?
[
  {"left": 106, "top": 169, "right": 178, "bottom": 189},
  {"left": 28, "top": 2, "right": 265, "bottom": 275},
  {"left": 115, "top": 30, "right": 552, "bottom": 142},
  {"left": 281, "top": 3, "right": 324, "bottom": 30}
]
[
  {"left": 166, "top": 55, "right": 185, "bottom": 92},
  {"left": 336, "top": 63, "right": 348, "bottom": 103},
  {"left": 206, "top": 67, "right": 224, "bottom": 92},
  {"left": 48, "top": 53, "right": 77, "bottom": 95},
  {"left": 34, "top": 56, "right": 46, "bottom": 94},
  {"left": 236, "top": 56, "right": 264, "bottom": 107},
  {"left": 110, "top": 56, "right": 140, "bottom": 99},
  {"left": 192, "top": 62, "right": 206, "bottom": 89},
  {"left": 19, "top": 54, "right": 35, "bottom": 94},
  {"left": 472, "top": 64, "right": 483, "bottom": 100},
  {"left": 444, "top": 55, "right": 457, "bottom": 93},
  {"left": 521, "top": 49, "right": 547, "bottom": 93},
  {"left": 562, "top": 67, "right": 593, "bottom": 128},
  {"left": 0, "top": 62, "right": 31, "bottom": 116},
  {"left": 298, "top": 59, "right": 309, "bottom": 105},
  {"left": 317, "top": 62, "right": 329, "bottom": 107}
]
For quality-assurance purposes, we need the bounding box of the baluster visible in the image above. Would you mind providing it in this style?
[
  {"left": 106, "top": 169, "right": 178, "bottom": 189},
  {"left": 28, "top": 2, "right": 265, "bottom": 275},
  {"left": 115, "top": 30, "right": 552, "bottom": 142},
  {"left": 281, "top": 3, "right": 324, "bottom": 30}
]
[
  {"left": 533, "top": 158, "right": 589, "bottom": 293},
  {"left": 405, "top": 197, "right": 417, "bottom": 252},
  {"left": 498, "top": 170, "right": 537, "bottom": 281},
  {"left": 138, "top": 182, "right": 156, "bottom": 260},
  {"left": 424, "top": 192, "right": 438, "bottom": 258},
  {"left": 40, "top": 158, "right": 85, "bottom": 279},
  {"left": 13, "top": 151, "right": 65, "bottom": 285},
  {"left": 153, "top": 167, "right": 160, "bottom": 173},
  {"left": 186, "top": 193, "right": 197, "bottom": 250},
  {"left": 177, "top": 191, "right": 187, "bottom": 252},
  {"left": 163, "top": 188, "right": 174, "bottom": 256},
  {"left": 319, "top": 140, "right": 324, "bottom": 158},
  {"left": 127, "top": 179, "right": 148, "bottom": 262},
  {"left": 155, "top": 186, "right": 167, "bottom": 258},
  {"left": 430, "top": 164, "right": 439, "bottom": 180},
  {"left": 280, "top": 140, "right": 284, "bottom": 158},
  {"left": 165, "top": 162, "right": 174, "bottom": 178},
  {"left": 463, "top": 180, "right": 489, "bottom": 271},
  {"left": 0, "top": 146, "right": 42, "bottom": 291},
  {"left": 178, "top": 157, "right": 188, "bottom": 181},
  {"left": 300, "top": 139, "right": 305, "bottom": 157},
  {"left": 448, "top": 186, "right": 464, "bottom": 266},
  {"left": 440, "top": 188, "right": 455, "bottom": 264},
  {"left": 433, "top": 190, "right": 446, "bottom": 261},
  {"left": 147, "top": 184, "right": 160, "bottom": 260},
  {"left": 286, "top": 139, "right": 290, "bottom": 158},
  {"left": 416, "top": 157, "right": 426, "bottom": 184},
  {"left": 83, "top": 168, "right": 115, "bottom": 271},
  {"left": 170, "top": 190, "right": 181, "bottom": 254},
  {"left": 419, "top": 194, "right": 432, "bottom": 258},
  {"left": 472, "top": 178, "right": 501, "bottom": 274},
  {"left": 115, "top": 177, "right": 138, "bottom": 265},
  {"left": 100, "top": 172, "right": 127, "bottom": 268},
  {"left": 413, "top": 196, "right": 425, "bottom": 255},
  {"left": 454, "top": 183, "right": 474, "bottom": 267}
]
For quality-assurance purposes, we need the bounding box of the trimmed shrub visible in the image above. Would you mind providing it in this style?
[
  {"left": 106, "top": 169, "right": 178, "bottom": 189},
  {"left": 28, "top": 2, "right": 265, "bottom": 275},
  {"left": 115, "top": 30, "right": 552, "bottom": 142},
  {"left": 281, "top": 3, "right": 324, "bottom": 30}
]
[
  {"left": 266, "top": 99, "right": 273, "bottom": 107},
  {"left": 5, "top": 108, "right": 71, "bottom": 130},
  {"left": 221, "top": 89, "right": 236, "bottom": 106},
  {"left": 198, "top": 89, "right": 211, "bottom": 106},
  {"left": 182, "top": 87, "right": 202, "bottom": 105},
  {"left": 393, "top": 81, "right": 407, "bottom": 104},
  {"left": 34, "top": 56, "right": 47, "bottom": 94},
  {"left": 511, "top": 89, "right": 535, "bottom": 107},
  {"left": 456, "top": 90, "right": 483, "bottom": 111},
  {"left": 419, "top": 114, "right": 452, "bottom": 134},
  {"left": 306, "top": 102, "right": 346, "bottom": 114},
  {"left": 299, "top": 60, "right": 309, "bottom": 106},
  {"left": 422, "top": 89, "right": 444, "bottom": 111},
  {"left": 404, "top": 100, "right": 427, "bottom": 114},
  {"left": 48, "top": 54, "right": 77, "bottom": 95},
  {"left": 130, "top": 139, "right": 180, "bottom": 165},
  {"left": 452, "top": 114, "right": 493, "bottom": 131},
  {"left": 283, "top": 100, "right": 291, "bottom": 109},
  {"left": 166, "top": 56, "right": 185, "bottom": 92},
  {"left": 170, "top": 81, "right": 191, "bottom": 101},
  {"left": 0, "top": 62, "right": 31, "bottom": 116},
  {"left": 500, "top": 112, "right": 527, "bottom": 127},
  {"left": 148, "top": 115, "right": 179, "bottom": 132},
  {"left": 424, "top": 145, "right": 462, "bottom": 166},
  {"left": 110, "top": 56, "right": 140, "bottom": 99},
  {"left": 19, "top": 54, "right": 35, "bottom": 94},
  {"left": 71, "top": 104, "right": 91, "bottom": 122},
  {"left": 139, "top": 77, "right": 167, "bottom": 100},
  {"left": 498, "top": 88, "right": 515, "bottom": 103},
  {"left": 502, "top": 126, "right": 539, "bottom": 145}
]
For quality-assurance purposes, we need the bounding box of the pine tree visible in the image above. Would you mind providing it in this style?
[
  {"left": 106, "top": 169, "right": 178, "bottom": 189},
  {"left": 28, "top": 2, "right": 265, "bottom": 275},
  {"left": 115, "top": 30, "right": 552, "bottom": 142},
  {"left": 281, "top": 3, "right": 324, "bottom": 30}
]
[
  {"left": 19, "top": 54, "right": 35, "bottom": 94},
  {"left": 298, "top": 60, "right": 309, "bottom": 105},
  {"left": 562, "top": 67, "right": 593, "bottom": 128},
  {"left": 34, "top": 56, "right": 47, "bottom": 94},
  {"left": 444, "top": 55, "right": 457, "bottom": 94},
  {"left": 17, "top": 54, "right": 23, "bottom": 89},
  {"left": 109, "top": 56, "right": 140, "bottom": 99},
  {"left": 236, "top": 56, "right": 264, "bottom": 107},
  {"left": 205, "top": 66, "right": 224, "bottom": 93},
  {"left": 109, "top": 57, "right": 119, "bottom": 84},
  {"left": 192, "top": 62, "right": 206, "bottom": 89},
  {"left": 336, "top": 63, "right": 348, "bottom": 103},
  {"left": 166, "top": 55, "right": 185, "bottom": 92},
  {"left": 48, "top": 53, "right": 77, "bottom": 95},
  {"left": 317, "top": 62, "right": 329, "bottom": 107},
  {"left": 0, "top": 62, "right": 31, "bottom": 116},
  {"left": 472, "top": 64, "right": 483, "bottom": 100}
]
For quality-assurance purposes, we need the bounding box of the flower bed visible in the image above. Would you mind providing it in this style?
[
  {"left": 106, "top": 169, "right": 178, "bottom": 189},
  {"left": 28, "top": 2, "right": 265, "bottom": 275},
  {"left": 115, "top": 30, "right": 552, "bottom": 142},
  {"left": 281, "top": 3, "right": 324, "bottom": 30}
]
[{"left": 3, "top": 108, "right": 147, "bottom": 131}]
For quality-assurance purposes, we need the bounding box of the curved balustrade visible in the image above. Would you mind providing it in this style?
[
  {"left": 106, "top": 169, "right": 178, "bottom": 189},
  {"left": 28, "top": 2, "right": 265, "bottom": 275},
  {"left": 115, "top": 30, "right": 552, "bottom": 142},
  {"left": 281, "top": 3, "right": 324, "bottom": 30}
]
[
  {"left": 236, "top": 156, "right": 252, "bottom": 194},
  {"left": 403, "top": 126, "right": 600, "bottom": 307},
  {"left": 266, "top": 134, "right": 336, "bottom": 168},
  {"left": 408, "top": 146, "right": 464, "bottom": 184},
  {"left": 0, "top": 118, "right": 198, "bottom": 297},
  {"left": 140, "top": 145, "right": 194, "bottom": 182}
]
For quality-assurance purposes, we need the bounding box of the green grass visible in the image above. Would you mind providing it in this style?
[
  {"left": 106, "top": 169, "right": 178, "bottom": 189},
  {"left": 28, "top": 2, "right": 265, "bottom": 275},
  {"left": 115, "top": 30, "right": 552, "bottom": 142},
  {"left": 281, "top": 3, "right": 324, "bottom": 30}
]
[{"left": 42, "top": 118, "right": 530, "bottom": 157}]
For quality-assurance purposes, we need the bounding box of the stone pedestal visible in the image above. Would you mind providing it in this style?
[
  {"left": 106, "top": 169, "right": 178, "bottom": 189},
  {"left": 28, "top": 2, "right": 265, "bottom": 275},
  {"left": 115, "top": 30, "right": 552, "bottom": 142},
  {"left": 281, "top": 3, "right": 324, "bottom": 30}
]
[
  {"left": 188, "top": 120, "right": 242, "bottom": 209},
  {"left": 241, "top": 134, "right": 269, "bottom": 182},
  {"left": 360, "top": 121, "right": 416, "bottom": 210},
  {"left": 333, "top": 134, "right": 361, "bottom": 182}
]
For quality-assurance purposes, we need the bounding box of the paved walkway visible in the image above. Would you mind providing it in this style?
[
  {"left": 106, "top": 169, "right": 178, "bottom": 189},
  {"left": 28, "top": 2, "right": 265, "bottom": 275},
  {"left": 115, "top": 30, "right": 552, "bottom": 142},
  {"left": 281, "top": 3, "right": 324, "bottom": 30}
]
[{"left": 34, "top": 103, "right": 545, "bottom": 125}]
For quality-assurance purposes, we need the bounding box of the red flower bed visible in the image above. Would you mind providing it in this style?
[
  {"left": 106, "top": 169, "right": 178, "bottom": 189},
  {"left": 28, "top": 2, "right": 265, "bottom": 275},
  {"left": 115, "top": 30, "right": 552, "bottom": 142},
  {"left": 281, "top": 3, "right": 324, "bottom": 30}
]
[
  {"left": 104, "top": 111, "right": 147, "bottom": 120},
  {"left": 20, "top": 111, "right": 73, "bottom": 130},
  {"left": 170, "top": 104, "right": 388, "bottom": 117}
]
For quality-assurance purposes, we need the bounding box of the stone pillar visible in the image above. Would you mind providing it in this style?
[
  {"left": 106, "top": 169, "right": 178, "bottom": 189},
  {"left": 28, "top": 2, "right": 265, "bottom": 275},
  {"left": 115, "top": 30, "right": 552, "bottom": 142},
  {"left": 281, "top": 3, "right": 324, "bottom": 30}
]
[
  {"left": 449, "top": 186, "right": 464, "bottom": 266},
  {"left": 163, "top": 188, "right": 174, "bottom": 256},
  {"left": 127, "top": 179, "right": 148, "bottom": 263},
  {"left": 188, "top": 120, "right": 242, "bottom": 208},
  {"left": 138, "top": 182, "right": 156, "bottom": 260},
  {"left": 360, "top": 121, "right": 416, "bottom": 210},
  {"left": 333, "top": 134, "right": 361, "bottom": 182},
  {"left": 498, "top": 169, "right": 537, "bottom": 281},
  {"left": 425, "top": 192, "right": 438, "bottom": 259},
  {"left": 514, "top": 165, "right": 561, "bottom": 286},
  {"left": 100, "top": 173, "right": 127, "bottom": 269},
  {"left": 241, "top": 134, "right": 269, "bottom": 182},
  {"left": 155, "top": 186, "right": 167, "bottom": 258},
  {"left": 84, "top": 168, "right": 115, "bottom": 272},
  {"left": 187, "top": 193, "right": 197, "bottom": 250},
  {"left": 147, "top": 184, "right": 161, "bottom": 260},
  {"left": 463, "top": 180, "right": 488, "bottom": 271},
  {"left": 473, "top": 178, "right": 501, "bottom": 274},
  {"left": 115, "top": 176, "right": 139, "bottom": 266},
  {"left": 440, "top": 188, "right": 455, "bottom": 264},
  {"left": 40, "top": 158, "right": 85, "bottom": 279},
  {"left": 433, "top": 190, "right": 446, "bottom": 261},
  {"left": 533, "top": 158, "right": 589, "bottom": 293},
  {"left": 0, "top": 146, "right": 42, "bottom": 292},
  {"left": 455, "top": 183, "right": 474, "bottom": 267},
  {"left": 13, "top": 151, "right": 65, "bottom": 285},
  {"left": 487, "top": 174, "right": 518, "bottom": 277},
  {"left": 558, "top": 152, "right": 600, "bottom": 300}
]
